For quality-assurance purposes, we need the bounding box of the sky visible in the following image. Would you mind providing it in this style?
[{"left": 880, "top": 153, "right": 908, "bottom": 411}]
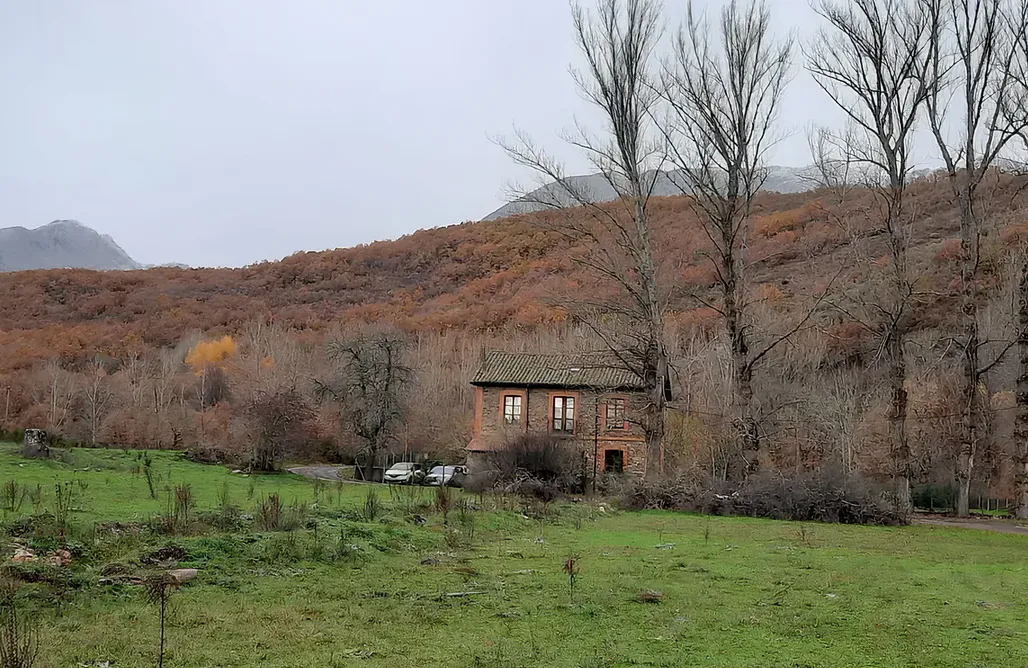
[{"left": 0, "top": 0, "right": 843, "bottom": 268}]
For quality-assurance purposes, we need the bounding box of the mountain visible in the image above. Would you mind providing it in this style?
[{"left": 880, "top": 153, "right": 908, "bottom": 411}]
[
  {"left": 0, "top": 220, "right": 140, "bottom": 272},
  {"left": 483, "top": 165, "right": 820, "bottom": 221}
]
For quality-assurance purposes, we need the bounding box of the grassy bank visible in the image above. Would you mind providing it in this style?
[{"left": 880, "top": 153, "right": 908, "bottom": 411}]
[{"left": 2, "top": 444, "right": 1026, "bottom": 667}]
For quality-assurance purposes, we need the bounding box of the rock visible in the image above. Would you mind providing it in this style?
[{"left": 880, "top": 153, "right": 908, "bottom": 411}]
[
  {"left": 11, "top": 548, "right": 36, "bottom": 563},
  {"left": 46, "top": 549, "right": 71, "bottom": 567},
  {"left": 22, "top": 429, "right": 50, "bottom": 459},
  {"left": 167, "top": 568, "right": 198, "bottom": 584}
]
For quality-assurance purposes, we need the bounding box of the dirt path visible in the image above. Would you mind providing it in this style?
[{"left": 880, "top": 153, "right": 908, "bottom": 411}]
[
  {"left": 913, "top": 516, "right": 1028, "bottom": 536},
  {"left": 287, "top": 465, "right": 348, "bottom": 481}
]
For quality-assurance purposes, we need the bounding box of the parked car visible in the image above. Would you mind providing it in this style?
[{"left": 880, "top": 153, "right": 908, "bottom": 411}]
[
  {"left": 383, "top": 462, "right": 425, "bottom": 484},
  {"left": 423, "top": 465, "right": 468, "bottom": 487}
]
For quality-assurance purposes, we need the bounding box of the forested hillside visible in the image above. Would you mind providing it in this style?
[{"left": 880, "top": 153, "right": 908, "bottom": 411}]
[
  {"left": 1, "top": 175, "right": 1027, "bottom": 496},
  {"left": 1, "top": 178, "right": 1014, "bottom": 368}
]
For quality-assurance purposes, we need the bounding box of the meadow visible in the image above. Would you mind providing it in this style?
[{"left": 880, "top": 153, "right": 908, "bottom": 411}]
[{"left": 3, "top": 443, "right": 1026, "bottom": 668}]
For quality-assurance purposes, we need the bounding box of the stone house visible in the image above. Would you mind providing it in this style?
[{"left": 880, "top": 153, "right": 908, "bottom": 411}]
[{"left": 467, "top": 351, "right": 657, "bottom": 478}]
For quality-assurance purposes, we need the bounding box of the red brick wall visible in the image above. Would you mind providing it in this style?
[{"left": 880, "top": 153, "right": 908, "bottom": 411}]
[{"left": 472, "top": 385, "right": 648, "bottom": 475}]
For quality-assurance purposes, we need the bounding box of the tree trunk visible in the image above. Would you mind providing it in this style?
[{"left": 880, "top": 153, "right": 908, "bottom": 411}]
[
  {"left": 886, "top": 331, "right": 911, "bottom": 515},
  {"left": 723, "top": 258, "right": 756, "bottom": 476},
  {"left": 1015, "top": 253, "right": 1028, "bottom": 519},
  {"left": 955, "top": 194, "right": 980, "bottom": 518},
  {"left": 633, "top": 190, "right": 668, "bottom": 481},
  {"left": 363, "top": 444, "right": 377, "bottom": 482}
]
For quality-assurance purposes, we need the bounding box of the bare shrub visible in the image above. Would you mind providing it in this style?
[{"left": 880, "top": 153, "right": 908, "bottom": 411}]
[
  {"left": 247, "top": 388, "right": 316, "bottom": 472},
  {"left": 488, "top": 433, "right": 587, "bottom": 499},
  {"left": 623, "top": 468, "right": 904, "bottom": 525},
  {"left": 635, "top": 589, "right": 666, "bottom": 604},
  {"left": 0, "top": 579, "right": 37, "bottom": 668}
]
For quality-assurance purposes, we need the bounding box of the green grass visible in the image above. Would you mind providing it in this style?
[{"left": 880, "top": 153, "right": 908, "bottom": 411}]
[{"left": 4, "top": 444, "right": 1028, "bottom": 667}]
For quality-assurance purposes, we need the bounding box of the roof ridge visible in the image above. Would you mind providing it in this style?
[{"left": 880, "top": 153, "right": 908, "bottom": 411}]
[{"left": 488, "top": 350, "right": 613, "bottom": 357}]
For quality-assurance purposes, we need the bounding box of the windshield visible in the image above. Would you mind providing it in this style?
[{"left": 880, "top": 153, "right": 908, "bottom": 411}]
[{"left": 389, "top": 463, "right": 414, "bottom": 471}]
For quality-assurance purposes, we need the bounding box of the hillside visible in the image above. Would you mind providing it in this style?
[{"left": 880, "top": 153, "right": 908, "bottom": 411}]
[
  {"left": 0, "top": 220, "right": 140, "bottom": 272},
  {"left": 0, "top": 177, "right": 1024, "bottom": 372}
]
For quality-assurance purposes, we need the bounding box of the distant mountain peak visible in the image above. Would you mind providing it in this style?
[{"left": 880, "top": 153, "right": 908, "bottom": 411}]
[
  {"left": 483, "top": 165, "right": 820, "bottom": 221},
  {"left": 0, "top": 220, "right": 141, "bottom": 272}
]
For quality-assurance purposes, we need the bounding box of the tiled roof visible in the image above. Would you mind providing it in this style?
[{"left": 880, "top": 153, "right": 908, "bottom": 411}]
[{"left": 471, "top": 351, "right": 644, "bottom": 390}]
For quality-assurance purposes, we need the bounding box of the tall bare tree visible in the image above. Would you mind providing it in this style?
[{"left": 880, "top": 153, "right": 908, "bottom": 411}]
[
  {"left": 497, "top": 0, "right": 671, "bottom": 479},
  {"left": 1015, "top": 246, "right": 1028, "bottom": 517},
  {"left": 83, "top": 356, "right": 113, "bottom": 445},
  {"left": 807, "top": 0, "right": 933, "bottom": 513},
  {"left": 316, "top": 332, "right": 412, "bottom": 481},
  {"left": 40, "top": 360, "right": 75, "bottom": 434},
  {"left": 920, "top": 0, "right": 1028, "bottom": 516},
  {"left": 660, "top": 0, "right": 796, "bottom": 476}
]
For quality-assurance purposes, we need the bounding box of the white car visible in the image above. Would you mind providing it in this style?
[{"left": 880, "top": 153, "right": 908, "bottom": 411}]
[
  {"left": 383, "top": 462, "right": 423, "bottom": 484},
  {"left": 423, "top": 465, "right": 467, "bottom": 487}
]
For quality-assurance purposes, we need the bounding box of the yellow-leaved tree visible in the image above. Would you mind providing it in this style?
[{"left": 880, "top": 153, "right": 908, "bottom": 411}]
[{"left": 185, "top": 336, "right": 237, "bottom": 449}]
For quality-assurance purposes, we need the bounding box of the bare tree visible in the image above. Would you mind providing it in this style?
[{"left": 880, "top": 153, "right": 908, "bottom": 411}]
[
  {"left": 497, "top": 0, "right": 671, "bottom": 479},
  {"left": 40, "top": 360, "right": 75, "bottom": 434},
  {"left": 83, "top": 356, "right": 113, "bottom": 445},
  {"left": 316, "top": 332, "right": 412, "bottom": 481},
  {"left": 1016, "top": 246, "right": 1028, "bottom": 517},
  {"left": 919, "top": 0, "right": 1028, "bottom": 516},
  {"left": 122, "top": 351, "right": 153, "bottom": 409},
  {"left": 807, "top": 0, "right": 933, "bottom": 513},
  {"left": 661, "top": 0, "right": 798, "bottom": 476},
  {"left": 247, "top": 388, "right": 316, "bottom": 471}
]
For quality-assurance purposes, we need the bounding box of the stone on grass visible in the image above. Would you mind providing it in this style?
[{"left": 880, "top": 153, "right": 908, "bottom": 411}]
[
  {"left": 167, "top": 568, "right": 198, "bottom": 584},
  {"left": 22, "top": 429, "right": 50, "bottom": 459},
  {"left": 11, "top": 547, "right": 36, "bottom": 563}
]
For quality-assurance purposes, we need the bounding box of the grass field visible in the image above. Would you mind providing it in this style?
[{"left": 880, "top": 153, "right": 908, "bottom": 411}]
[{"left": 4, "top": 444, "right": 1028, "bottom": 667}]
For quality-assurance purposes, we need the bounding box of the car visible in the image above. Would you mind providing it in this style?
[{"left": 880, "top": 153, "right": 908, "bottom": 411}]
[
  {"left": 423, "top": 465, "right": 467, "bottom": 487},
  {"left": 383, "top": 462, "right": 424, "bottom": 484}
]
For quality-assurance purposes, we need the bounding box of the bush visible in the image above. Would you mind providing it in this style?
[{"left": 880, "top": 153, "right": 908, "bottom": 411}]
[
  {"left": 623, "top": 468, "right": 905, "bottom": 526},
  {"left": 487, "top": 433, "right": 587, "bottom": 499}
]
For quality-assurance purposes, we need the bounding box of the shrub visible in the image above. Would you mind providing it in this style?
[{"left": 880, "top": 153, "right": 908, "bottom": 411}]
[
  {"left": 360, "top": 488, "right": 383, "bottom": 523},
  {"left": 623, "top": 468, "right": 905, "bottom": 526},
  {"left": 247, "top": 389, "right": 316, "bottom": 472},
  {"left": 255, "top": 494, "right": 308, "bottom": 532},
  {"left": 488, "top": 433, "right": 587, "bottom": 499}
]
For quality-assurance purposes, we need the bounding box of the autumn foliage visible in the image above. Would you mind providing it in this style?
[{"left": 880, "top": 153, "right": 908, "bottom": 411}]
[
  {"left": 0, "top": 178, "right": 1026, "bottom": 497},
  {"left": 185, "top": 337, "right": 237, "bottom": 374}
]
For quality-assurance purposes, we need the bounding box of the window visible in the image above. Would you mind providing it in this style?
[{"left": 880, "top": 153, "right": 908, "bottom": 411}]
[
  {"left": 604, "top": 450, "right": 625, "bottom": 473},
  {"left": 503, "top": 395, "right": 522, "bottom": 424},
  {"left": 552, "top": 395, "right": 575, "bottom": 432},
  {"left": 606, "top": 398, "right": 626, "bottom": 430}
]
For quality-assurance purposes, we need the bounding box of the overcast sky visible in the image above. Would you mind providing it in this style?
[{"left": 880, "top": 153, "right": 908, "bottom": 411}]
[{"left": 1, "top": 1, "right": 850, "bottom": 268}]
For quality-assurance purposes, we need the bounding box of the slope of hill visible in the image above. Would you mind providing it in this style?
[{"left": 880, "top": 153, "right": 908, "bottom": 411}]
[
  {"left": 0, "top": 220, "right": 139, "bottom": 272},
  {"left": 0, "top": 177, "right": 1023, "bottom": 372}
]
